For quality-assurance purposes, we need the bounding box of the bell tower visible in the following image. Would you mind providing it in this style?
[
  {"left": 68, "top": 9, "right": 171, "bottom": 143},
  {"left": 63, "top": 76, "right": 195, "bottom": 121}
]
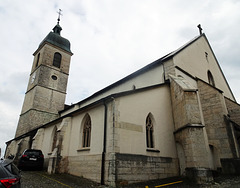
[{"left": 15, "top": 15, "right": 73, "bottom": 137}]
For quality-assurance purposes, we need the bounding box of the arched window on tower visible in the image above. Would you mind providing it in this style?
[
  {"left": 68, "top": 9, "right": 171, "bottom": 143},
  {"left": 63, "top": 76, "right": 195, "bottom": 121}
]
[
  {"left": 207, "top": 70, "right": 215, "bottom": 87},
  {"left": 82, "top": 114, "right": 91, "bottom": 148},
  {"left": 53, "top": 52, "right": 62, "bottom": 68},
  {"left": 146, "top": 113, "right": 154, "bottom": 148},
  {"left": 36, "top": 53, "right": 40, "bottom": 68}
]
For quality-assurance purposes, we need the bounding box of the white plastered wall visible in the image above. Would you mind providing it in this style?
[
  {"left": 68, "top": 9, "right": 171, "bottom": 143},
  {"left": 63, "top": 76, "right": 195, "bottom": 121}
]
[
  {"left": 67, "top": 105, "right": 105, "bottom": 156},
  {"left": 173, "top": 36, "right": 234, "bottom": 100},
  {"left": 116, "top": 85, "right": 177, "bottom": 158},
  {"left": 41, "top": 123, "right": 60, "bottom": 157},
  {"left": 61, "top": 65, "right": 165, "bottom": 116}
]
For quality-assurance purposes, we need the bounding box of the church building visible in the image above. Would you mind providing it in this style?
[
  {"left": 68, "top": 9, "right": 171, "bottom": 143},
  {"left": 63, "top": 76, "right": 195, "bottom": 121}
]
[{"left": 5, "top": 19, "right": 240, "bottom": 186}]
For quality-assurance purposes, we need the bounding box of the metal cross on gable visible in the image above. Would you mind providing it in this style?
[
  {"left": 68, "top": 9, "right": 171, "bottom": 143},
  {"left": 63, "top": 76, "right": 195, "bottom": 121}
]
[
  {"left": 57, "top": 9, "right": 63, "bottom": 23},
  {"left": 197, "top": 24, "right": 203, "bottom": 35}
]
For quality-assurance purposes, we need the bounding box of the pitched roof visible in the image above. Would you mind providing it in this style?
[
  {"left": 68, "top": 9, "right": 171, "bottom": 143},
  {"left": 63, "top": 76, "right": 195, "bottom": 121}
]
[{"left": 63, "top": 34, "right": 204, "bottom": 112}]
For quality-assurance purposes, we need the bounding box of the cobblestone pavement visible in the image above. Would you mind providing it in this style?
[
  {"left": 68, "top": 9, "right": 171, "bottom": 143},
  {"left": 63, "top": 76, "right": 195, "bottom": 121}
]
[
  {"left": 21, "top": 171, "right": 106, "bottom": 188},
  {"left": 21, "top": 170, "right": 240, "bottom": 188},
  {"left": 207, "top": 175, "right": 240, "bottom": 188},
  {"left": 121, "top": 175, "right": 240, "bottom": 188}
]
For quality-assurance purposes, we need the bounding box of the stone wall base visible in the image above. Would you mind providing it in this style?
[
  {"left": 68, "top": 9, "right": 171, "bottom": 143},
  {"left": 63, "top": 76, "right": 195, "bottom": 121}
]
[
  {"left": 115, "top": 153, "right": 178, "bottom": 185},
  {"left": 67, "top": 154, "right": 102, "bottom": 183},
  {"left": 185, "top": 167, "right": 213, "bottom": 184},
  {"left": 221, "top": 158, "right": 240, "bottom": 175},
  {"left": 66, "top": 153, "right": 179, "bottom": 186}
]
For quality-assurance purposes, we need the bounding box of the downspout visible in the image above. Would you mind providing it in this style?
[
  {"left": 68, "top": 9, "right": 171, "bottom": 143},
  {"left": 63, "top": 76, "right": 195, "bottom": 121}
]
[
  {"left": 111, "top": 97, "right": 116, "bottom": 150},
  {"left": 101, "top": 101, "right": 108, "bottom": 185},
  {"left": 110, "top": 97, "right": 117, "bottom": 187},
  {"left": 162, "top": 62, "right": 166, "bottom": 82}
]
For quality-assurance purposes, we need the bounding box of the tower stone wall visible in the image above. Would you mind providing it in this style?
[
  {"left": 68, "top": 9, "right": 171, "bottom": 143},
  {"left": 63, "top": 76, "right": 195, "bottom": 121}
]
[
  {"left": 32, "top": 44, "right": 71, "bottom": 75},
  {"left": 15, "top": 23, "right": 72, "bottom": 138}
]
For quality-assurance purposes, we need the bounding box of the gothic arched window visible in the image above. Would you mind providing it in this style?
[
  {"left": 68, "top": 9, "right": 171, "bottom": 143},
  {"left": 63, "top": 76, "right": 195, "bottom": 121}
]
[
  {"left": 207, "top": 70, "right": 215, "bottom": 87},
  {"left": 53, "top": 52, "right": 62, "bottom": 68},
  {"left": 82, "top": 114, "right": 91, "bottom": 148},
  {"left": 146, "top": 113, "right": 154, "bottom": 148}
]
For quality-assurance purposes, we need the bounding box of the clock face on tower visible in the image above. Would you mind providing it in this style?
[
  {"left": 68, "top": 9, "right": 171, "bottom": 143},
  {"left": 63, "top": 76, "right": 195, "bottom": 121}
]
[{"left": 31, "top": 72, "right": 36, "bottom": 84}]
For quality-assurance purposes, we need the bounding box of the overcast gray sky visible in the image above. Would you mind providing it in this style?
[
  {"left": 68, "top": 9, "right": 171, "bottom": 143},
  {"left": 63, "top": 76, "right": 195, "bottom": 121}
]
[{"left": 0, "top": 0, "right": 240, "bottom": 157}]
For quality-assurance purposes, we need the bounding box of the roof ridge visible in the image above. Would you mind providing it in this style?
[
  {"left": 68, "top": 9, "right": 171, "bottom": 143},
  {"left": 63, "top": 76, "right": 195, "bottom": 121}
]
[{"left": 69, "top": 34, "right": 205, "bottom": 107}]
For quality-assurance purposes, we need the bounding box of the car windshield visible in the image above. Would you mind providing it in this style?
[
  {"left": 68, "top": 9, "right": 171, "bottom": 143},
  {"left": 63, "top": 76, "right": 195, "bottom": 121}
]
[
  {"left": 0, "top": 166, "right": 7, "bottom": 178},
  {"left": 24, "top": 151, "right": 42, "bottom": 156},
  {"left": 5, "top": 163, "right": 20, "bottom": 176}
]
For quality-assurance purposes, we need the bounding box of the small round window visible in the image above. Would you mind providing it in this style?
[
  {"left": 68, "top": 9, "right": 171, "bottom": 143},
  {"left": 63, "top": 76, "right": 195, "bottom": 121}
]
[{"left": 51, "top": 75, "right": 58, "bottom": 80}]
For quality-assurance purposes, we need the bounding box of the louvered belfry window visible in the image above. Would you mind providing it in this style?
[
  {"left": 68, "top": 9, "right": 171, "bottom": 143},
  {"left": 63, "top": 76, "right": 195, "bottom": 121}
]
[{"left": 53, "top": 52, "right": 62, "bottom": 68}]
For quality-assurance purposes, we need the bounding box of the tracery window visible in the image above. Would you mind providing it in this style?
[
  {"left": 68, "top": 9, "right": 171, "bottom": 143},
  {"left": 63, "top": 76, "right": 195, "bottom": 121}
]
[
  {"left": 146, "top": 113, "right": 154, "bottom": 148},
  {"left": 207, "top": 70, "right": 215, "bottom": 87},
  {"left": 53, "top": 52, "right": 62, "bottom": 68},
  {"left": 82, "top": 114, "right": 91, "bottom": 148}
]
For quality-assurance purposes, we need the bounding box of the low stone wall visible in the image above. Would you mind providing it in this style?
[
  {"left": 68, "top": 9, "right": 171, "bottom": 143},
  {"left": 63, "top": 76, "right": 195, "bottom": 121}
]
[
  {"left": 66, "top": 153, "right": 178, "bottom": 185},
  {"left": 67, "top": 154, "right": 102, "bottom": 183},
  {"left": 115, "top": 153, "right": 178, "bottom": 185}
]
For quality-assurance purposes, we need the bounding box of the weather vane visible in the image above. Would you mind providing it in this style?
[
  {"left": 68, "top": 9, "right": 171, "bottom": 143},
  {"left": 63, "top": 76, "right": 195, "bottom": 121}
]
[{"left": 57, "top": 9, "right": 63, "bottom": 24}]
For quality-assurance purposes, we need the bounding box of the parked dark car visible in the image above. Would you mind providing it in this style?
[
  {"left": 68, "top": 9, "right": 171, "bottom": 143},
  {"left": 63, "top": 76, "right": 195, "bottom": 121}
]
[
  {"left": 18, "top": 149, "right": 44, "bottom": 170},
  {"left": 0, "top": 159, "right": 21, "bottom": 188}
]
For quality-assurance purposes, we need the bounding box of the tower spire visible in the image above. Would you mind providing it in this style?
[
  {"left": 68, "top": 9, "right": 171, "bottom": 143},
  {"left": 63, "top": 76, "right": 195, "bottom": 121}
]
[{"left": 57, "top": 9, "right": 63, "bottom": 24}]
